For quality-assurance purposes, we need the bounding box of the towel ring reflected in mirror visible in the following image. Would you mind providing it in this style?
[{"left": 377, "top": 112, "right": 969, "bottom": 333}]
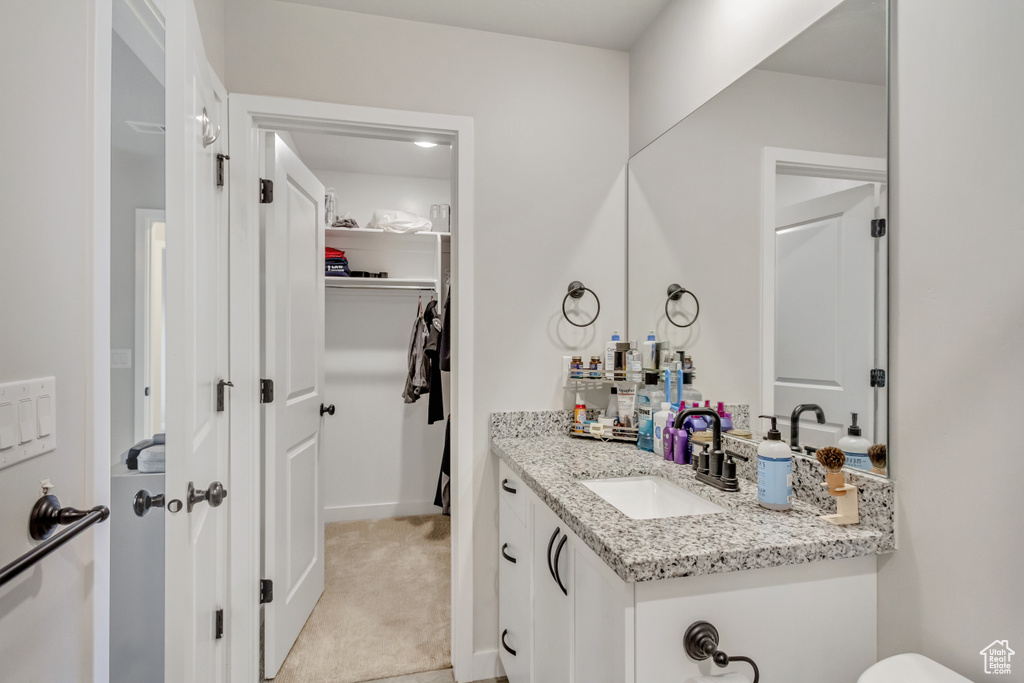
[
  {"left": 666, "top": 284, "right": 700, "bottom": 328},
  {"left": 562, "top": 280, "right": 600, "bottom": 328}
]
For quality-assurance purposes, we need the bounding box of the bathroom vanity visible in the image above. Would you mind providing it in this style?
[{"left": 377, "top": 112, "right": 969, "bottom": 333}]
[{"left": 493, "top": 411, "right": 895, "bottom": 682}]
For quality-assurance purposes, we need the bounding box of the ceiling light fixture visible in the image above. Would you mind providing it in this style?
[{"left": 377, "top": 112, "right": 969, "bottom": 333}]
[{"left": 414, "top": 141, "right": 438, "bottom": 148}]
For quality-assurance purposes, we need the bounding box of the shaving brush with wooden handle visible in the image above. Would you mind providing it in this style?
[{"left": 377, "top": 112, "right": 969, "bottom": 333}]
[
  {"left": 816, "top": 446, "right": 847, "bottom": 496},
  {"left": 868, "top": 444, "right": 887, "bottom": 475}
]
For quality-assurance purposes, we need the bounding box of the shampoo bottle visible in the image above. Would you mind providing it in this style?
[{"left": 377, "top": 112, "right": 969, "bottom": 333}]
[
  {"left": 757, "top": 415, "right": 792, "bottom": 511},
  {"left": 716, "top": 402, "right": 734, "bottom": 432},
  {"left": 838, "top": 412, "right": 871, "bottom": 471}
]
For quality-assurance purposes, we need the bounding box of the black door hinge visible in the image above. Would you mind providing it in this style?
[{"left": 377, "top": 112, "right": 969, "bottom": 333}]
[
  {"left": 215, "top": 608, "right": 224, "bottom": 639},
  {"left": 217, "top": 379, "right": 233, "bottom": 412},
  {"left": 217, "top": 154, "right": 230, "bottom": 187},
  {"left": 260, "top": 379, "right": 274, "bottom": 404},
  {"left": 870, "top": 368, "right": 886, "bottom": 388},
  {"left": 260, "top": 579, "right": 274, "bottom": 604},
  {"left": 260, "top": 178, "right": 274, "bottom": 204},
  {"left": 871, "top": 218, "right": 886, "bottom": 238}
]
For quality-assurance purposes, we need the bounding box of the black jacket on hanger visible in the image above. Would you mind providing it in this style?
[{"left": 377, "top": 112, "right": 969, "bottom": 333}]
[{"left": 424, "top": 299, "right": 445, "bottom": 425}]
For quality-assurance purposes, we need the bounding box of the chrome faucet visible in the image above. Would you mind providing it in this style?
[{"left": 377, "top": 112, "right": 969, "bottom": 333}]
[
  {"left": 674, "top": 408, "right": 740, "bottom": 492},
  {"left": 789, "top": 404, "right": 826, "bottom": 453}
]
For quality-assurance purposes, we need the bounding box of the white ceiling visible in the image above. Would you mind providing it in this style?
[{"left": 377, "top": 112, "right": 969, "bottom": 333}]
[
  {"left": 276, "top": 0, "right": 672, "bottom": 51},
  {"left": 288, "top": 132, "right": 452, "bottom": 179},
  {"left": 757, "top": 0, "right": 887, "bottom": 86}
]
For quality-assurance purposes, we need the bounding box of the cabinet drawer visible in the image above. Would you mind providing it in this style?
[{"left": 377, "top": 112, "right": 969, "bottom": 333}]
[{"left": 499, "top": 460, "right": 527, "bottom": 526}]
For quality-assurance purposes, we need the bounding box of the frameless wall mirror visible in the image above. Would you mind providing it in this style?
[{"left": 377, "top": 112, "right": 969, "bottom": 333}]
[{"left": 627, "top": 0, "right": 889, "bottom": 476}]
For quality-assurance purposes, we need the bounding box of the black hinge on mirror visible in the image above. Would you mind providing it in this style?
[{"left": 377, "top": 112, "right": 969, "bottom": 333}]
[
  {"left": 871, "top": 218, "right": 886, "bottom": 238},
  {"left": 215, "top": 608, "right": 224, "bottom": 639},
  {"left": 217, "top": 379, "right": 233, "bottom": 412},
  {"left": 870, "top": 369, "right": 886, "bottom": 388},
  {"left": 217, "top": 154, "right": 229, "bottom": 187},
  {"left": 260, "top": 579, "right": 274, "bottom": 604},
  {"left": 260, "top": 379, "right": 274, "bottom": 404},
  {"left": 260, "top": 178, "right": 274, "bottom": 204}
]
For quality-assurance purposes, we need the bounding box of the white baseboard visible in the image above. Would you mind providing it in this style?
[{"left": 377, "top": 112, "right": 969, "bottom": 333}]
[
  {"left": 466, "top": 648, "right": 502, "bottom": 682},
  {"left": 323, "top": 500, "right": 440, "bottom": 523}
]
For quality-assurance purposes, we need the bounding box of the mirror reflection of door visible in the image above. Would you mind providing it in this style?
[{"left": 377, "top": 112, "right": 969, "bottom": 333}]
[{"left": 136, "top": 209, "right": 166, "bottom": 441}]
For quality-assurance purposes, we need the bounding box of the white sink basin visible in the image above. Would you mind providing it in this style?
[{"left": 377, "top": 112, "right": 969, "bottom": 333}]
[{"left": 580, "top": 476, "right": 726, "bottom": 520}]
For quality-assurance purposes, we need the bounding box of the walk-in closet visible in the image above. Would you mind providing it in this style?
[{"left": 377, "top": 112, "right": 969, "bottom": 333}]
[{"left": 262, "top": 130, "right": 455, "bottom": 683}]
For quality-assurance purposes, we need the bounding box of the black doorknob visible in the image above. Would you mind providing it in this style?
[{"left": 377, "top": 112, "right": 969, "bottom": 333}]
[{"left": 320, "top": 403, "right": 335, "bottom": 416}]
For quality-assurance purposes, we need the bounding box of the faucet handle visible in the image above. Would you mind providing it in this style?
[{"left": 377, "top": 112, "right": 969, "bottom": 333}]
[{"left": 724, "top": 450, "right": 748, "bottom": 462}]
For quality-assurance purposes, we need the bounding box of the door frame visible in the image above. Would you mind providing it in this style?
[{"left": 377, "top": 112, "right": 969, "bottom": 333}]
[
  {"left": 227, "top": 94, "right": 475, "bottom": 683},
  {"left": 760, "top": 147, "right": 887, "bottom": 420}
]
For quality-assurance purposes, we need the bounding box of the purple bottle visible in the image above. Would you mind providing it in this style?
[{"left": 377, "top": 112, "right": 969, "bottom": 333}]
[
  {"left": 673, "top": 428, "right": 689, "bottom": 464},
  {"left": 664, "top": 426, "right": 676, "bottom": 460}
]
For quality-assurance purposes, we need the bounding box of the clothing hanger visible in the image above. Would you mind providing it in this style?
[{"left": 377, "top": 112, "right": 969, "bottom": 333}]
[{"left": 418, "top": 295, "right": 422, "bottom": 317}]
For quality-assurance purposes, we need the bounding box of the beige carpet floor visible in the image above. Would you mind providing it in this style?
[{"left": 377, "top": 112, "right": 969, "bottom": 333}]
[{"left": 273, "top": 514, "right": 452, "bottom": 683}]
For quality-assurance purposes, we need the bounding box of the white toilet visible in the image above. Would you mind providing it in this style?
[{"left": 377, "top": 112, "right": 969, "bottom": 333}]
[{"left": 859, "top": 654, "right": 973, "bottom": 682}]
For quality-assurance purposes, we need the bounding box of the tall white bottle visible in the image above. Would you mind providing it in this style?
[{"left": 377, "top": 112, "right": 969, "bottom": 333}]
[
  {"left": 605, "top": 330, "right": 622, "bottom": 379},
  {"left": 642, "top": 330, "right": 658, "bottom": 370},
  {"left": 757, "top": 415, "right": 793, "bottom": 511},
  {"left": 838, "top": 412, "right": 872, "bottom": 471}
]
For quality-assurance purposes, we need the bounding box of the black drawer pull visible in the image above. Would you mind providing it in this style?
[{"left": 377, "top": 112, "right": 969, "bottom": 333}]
[
  {"left": 553, "top": 534, "right": 568, "bottom": 595},
  {"left": 501, "top": 543, "right": 517, "bottom": 564},
  {"left": 546, "top": 527, "right": 560, "bottom": 584},
  {"left": 501, "top": 478, "right": 517, "bottom": 494},
  {"left": 501, "top": 629, "right": 517, "bottom": 656}
]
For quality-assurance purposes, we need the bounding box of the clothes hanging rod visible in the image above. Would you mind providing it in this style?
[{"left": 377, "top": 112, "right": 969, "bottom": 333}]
[
  {"left": 326, "top": 284, "right": 437, "bottom": 291},
  {"left": 0, "top": 495, "right": 110, "bottom": 588}
]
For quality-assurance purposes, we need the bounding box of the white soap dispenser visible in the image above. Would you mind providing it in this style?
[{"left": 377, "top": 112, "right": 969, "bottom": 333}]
[
  {"left": 757, "top": 415, "right": 792, "bottom": 511},
  {"left": 838, "top": 412, "right": 872, "bottom": 471}
]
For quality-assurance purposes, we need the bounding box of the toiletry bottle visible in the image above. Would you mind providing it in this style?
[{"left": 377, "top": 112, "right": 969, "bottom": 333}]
[
  {"left": 838, "top": 412, "right": 871, "bottom": 471},
  {"left": 682, "top": 360, "right": 702, "bottom": 404},
  {"left": 664, "top": 425, "right": 676, "bottom": 461},
  {"left": 605, "top": 387, "right": 619, "bottom": 425},
  {"left": 717, "top": 401, "right": 734, "bottom": 432},
  {"left": 757, "top": 415, "right": 793, "bottom": 511},
  {"left": 636, "top": 372, "right": 659, "bottom": 451},
  {"left": 653, "top": 402, "right": 672, "bottom": 458},
  {"left": 574, "top": 392, "right": 587, "bottom": 428},
  {"left": 673, "top": 427, "right": 689, "bottom": 465},
  {"left": 605, "top": 331, "right": 622, "bottom": 379},
  {"left": 626, "top": 342, "right": 643, "bottom": 382},
  {"left": 642, "top": 331, "right": 658, "bottom": 370}
]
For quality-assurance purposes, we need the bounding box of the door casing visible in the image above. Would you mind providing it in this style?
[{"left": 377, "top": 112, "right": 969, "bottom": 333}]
[{"left": 227, "top": 95, "right": 476, "bottom": 682}]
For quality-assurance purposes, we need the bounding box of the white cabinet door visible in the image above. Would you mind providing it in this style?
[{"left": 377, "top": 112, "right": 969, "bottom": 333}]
[
  {"left": 262, "top": 133, "right": 327, "bottom": 678},
  {"left": 499, "top": 493, "right": 532, "bottom": 682},
  {"left": 532, "top": 501, "right": 573, "bottom": 683},
  {"left": 573, "top": 543, "right": 632, "bottom": 683},
  {"left": 164, "top": 0, "right": 229, "bottom": 679}
]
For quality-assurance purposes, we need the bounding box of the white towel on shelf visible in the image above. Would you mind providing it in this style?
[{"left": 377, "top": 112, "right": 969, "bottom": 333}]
[
  {"left": 366, "top": 209, "right": 432, "bottom": 233},
  {"left": 137, "top": 445, "right": 165, "bottom": 473}
]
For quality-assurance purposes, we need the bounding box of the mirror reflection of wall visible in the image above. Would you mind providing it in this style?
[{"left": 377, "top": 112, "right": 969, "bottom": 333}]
[
  {"left": 627, "top": 0, "right": 888, "bottom": 475},
  {"left": 110, "top": 30, "right": 166, "bottom": 460}
]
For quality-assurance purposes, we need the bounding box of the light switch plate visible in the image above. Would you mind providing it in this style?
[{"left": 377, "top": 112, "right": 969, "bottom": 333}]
[
  {"left": 0, "top": 377, "right": 56, "bottom": 471},
  {"left": 111, "top": 349, "right": 132, "bottom": 369}
]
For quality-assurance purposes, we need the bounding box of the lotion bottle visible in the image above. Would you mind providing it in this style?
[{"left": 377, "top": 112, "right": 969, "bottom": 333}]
[
  {"left": 653, "top": 402, "right": 672, "bottom": 458},
  {"left": 757, "top": 415, "right": 792, "bottom": 511},
  {"left": 605, "top": 330, "right": 622, "bottom": 379},
  {"left": 838, "top": 412, "right": 871, "bottom": 471}
]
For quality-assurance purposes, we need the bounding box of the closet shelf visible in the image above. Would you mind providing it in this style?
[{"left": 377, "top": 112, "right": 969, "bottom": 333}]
[
  {"left": 326, "top": 227, "right": 450, "bottom": 239},
  {"left": 325, "top": 277, "right": 438, "bottom": 291}
]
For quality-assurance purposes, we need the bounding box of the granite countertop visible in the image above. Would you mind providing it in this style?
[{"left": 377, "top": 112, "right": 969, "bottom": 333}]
[{"left": 492, "top": 431, "right": 892, "bottom": 583}]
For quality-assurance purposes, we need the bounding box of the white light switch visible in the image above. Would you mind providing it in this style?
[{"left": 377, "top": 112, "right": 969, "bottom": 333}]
[
  {"left": 18, "top": 399, "right": 35, "bottom": 444},
  {"left": 36, "top": 395, "right": 52, "bottom": 437},
  {"left": 0, "top": 402, "right": 15, "bottom": 450},
  {"left": 0, "top": 377, "right": 56, "bottom": 471}
]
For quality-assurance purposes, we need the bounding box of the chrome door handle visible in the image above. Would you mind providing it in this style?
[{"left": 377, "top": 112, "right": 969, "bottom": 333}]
[{"left": 187, "top": 481, "right": 228, "bottom": 512}]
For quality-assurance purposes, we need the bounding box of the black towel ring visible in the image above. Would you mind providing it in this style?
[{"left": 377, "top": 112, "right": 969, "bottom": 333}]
[
  {"left": 665, "top": 284, "right": 700, "bottom": 328},
  {"left": 562, "top": 281, "right": 600, "bottom": 328}
]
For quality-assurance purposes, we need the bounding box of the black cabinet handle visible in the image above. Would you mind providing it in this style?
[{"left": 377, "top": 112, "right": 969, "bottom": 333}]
[
  {"left": 501, "top": 478, "right": 517, "bottom": 494},
  {"left": 546, "top": 527, "right": 560, "bottom": 585},
  {"left": 501, "top": 629, "right": 517, "bottom": 656},
  {"left": 501, "top": 542, "right": 517, "bottom": 564},
  {"left": 553, "top": 534, "right": 568, "bottom": 595}
]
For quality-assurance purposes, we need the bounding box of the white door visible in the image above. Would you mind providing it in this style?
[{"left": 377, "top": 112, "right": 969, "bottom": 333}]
[
  {"left": 773, "top": 183, "right": 877, "bottom": 447},
  {"left": 262, "top": 133, "right": 326, "bottom": 678},
  {"left": 164, "top": 0, "right": 230, "bottom": 680}
]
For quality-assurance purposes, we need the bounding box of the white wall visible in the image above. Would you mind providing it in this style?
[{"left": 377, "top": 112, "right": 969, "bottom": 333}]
[
  {"left": 629, "top": 0, "right": 844, "bottom": 155},
  {"left": 628, "top": 69, "right": 886, "bottom": 412},
  {"left": 194, "top": 0, "right": 225, "bottom": 81},
  {"left": 313, "top": 170, "right": 450, "bottom": 232},
  {"left": 878, "top": 0, "right": 1024, "bottom": 676},
  {"left": 224, "top": 4, "right": 629, "bottom": 672},
  {"left": 0, "top": 2, "right": 106, "bottom": 682}
]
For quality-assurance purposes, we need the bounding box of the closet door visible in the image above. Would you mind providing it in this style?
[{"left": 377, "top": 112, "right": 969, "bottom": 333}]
[{"left": 262, "top": 133, "right": 327, "bottom": 678}]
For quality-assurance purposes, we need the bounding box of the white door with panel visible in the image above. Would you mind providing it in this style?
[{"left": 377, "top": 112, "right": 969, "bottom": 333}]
[
  {"left": 164, "top": 0, "right": 230, "bottom": 679},
  {"left": 262, "top": 133, "right": 327, "bottom": 678},
  {"left": 773, "top": 183, "right": 877, "bottom": 447}
]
